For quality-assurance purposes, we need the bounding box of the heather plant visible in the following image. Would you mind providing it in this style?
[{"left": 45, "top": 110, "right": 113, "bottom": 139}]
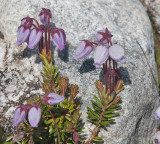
[
  {"left": 74, "top": 27, "right": 126, "bottom": 143},
  {"left": 5, "top": 8, "right": 126, "bottom": 144}
]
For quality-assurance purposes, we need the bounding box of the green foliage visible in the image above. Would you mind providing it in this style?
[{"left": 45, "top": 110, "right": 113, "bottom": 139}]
[
  {"left": 140, "top": 140, "right": 153, "bottom": 144},
  {"left": 40, "top": 54, "right": 60, "bottom": 94},
  {"left": 149, "top": 141, "right": 153, "bottom": 144},
  {"left": 0, "top": 126, "right": 13, "bottom": 144},
  {"left": 8, "top": 55, "right": 84, "bottom": 144},
  {"left": 87, "top": 80, "right": 122, "bottom": 143},
  {"left": 7, "top": 53, "right": 125, "bottom": 144}
]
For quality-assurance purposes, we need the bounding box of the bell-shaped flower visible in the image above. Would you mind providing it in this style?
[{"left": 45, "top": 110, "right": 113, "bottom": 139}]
[
  {"left": 21, "top": 16, "right": 33, "bottom": 26},
  {"left": 74, "top": 40, "right": 96, "bottom": 60},
  {"left": 93, "top": 44, "right": 126, "bottom": 67},
  {"left": 109, "top": 44, "right": 126, "bottom": 63},
  {"left": 39, "top": 8, "right": 52, "bottom": 25},
  {"left": 153, "top": 131, "right": 160, "bottom": 144},
  {"left": 12, "top": 106, "right": 26, "bottom": 126},
  {"left": 17, "top": 25, "right": 30, "bottom": 46},
  {"left": 94, "top": 45, "right": 109, "bottom": 67},
  {"left": 28, "top": 105, "right": 41, "bottom": 128},
  {"left": 51, "top": 28, "right": 66, "bottom": 51},
  {"left": 153, "top": 106, "right": 160, "bottom": 120},
  {"left": 95, "top": 28, "right": 113, "bottom": 44},
  {"left": 28, "top": 28, "right": 43, "bottom": 49},
  {"left": 44, "top": 93, "right": 64, "bottom": 105}
]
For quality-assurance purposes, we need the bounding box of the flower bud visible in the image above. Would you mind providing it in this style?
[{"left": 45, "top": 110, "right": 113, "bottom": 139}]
[
  {"left": 28, "top": 28, "right": 43, "bottom": 49},
  {"left": 94, "top": 45, "right": 109, "bottom": 67},
  {"left": 153, "top": 106, "right": 160, "bottom": 120},
  {"left": 51, "top": 28, "right": 66, "bottom": 51},
  {"left": 12, "top": 106, "right": 26, "bottom": 126},
  {"left": 44, "top": 93, "right": 64, "bottom": 105},
  {"left": 28, "top": 105, "right": 41, "bottom": 127},
  {"left": 17, "top": 25, "right": 30, "bottom": 46},
  {"left": 74, "top": 40, "right": 94, "bottom": 60},
  {"left": 153, "top": 131, "right": 160, "bottom": 144},
  {"left": 39, "top": 8, "right": 52, "bottom": 25}
]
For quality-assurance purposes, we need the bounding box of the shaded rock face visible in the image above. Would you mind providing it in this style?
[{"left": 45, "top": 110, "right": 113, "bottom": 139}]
[
  {"left": 0, "top": 0, "right": 159, "bottom": 143},
  {"left": 141, "top": 0, "right": 160, "bottom": 33}
]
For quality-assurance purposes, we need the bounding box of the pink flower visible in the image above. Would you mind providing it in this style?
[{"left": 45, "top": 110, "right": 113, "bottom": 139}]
[
  {"left": 39, "top": 8, "right": 52, "bottom": 25},
  {"left": 93, "top": 44, "right": 126, "bottom": 67},
  {"left": 94, "top": 28, "right": 113, "bottom": 44},
  {"left": 94, "top": 45, "right": 109, "bottom": 67},
  {"left": 28, "top": 105, "right": 41, "bottom": 128},
  {"left": 74, "top": 40, "right": 96, "bottom": 60},
  {"left": 153, "top": 106, "right": 160, "bottom": 120},
  {"left": 109, "top": 44, "right": 126, "bottom": 63},
  {"left": 12, "top": 106, "right": 26, "bottom": 126},
  {"left": 21, "top": 16, "right": 33, "bottom": 26},
  {"left": 51, "top": 28, "right": 66, "bottom": 51},
  {"left": 28, "top": 28, "right": 43, "bottom": 49},
  {"left": 44, "top": 93, "right": 64, "bottom": 105},
  {"left": 17, "top": 25, "right": 30, "bottom": 46},
  {"left": 153, "top": 131, "right": 160, "bottom": 144}
]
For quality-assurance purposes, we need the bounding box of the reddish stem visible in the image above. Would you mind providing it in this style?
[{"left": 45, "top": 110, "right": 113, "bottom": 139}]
[
  {"left": 105, "top": 60, "right": 108, "bottom": 90},
  {"left": 48, "top": 18, "right": 50, "bottom": 53},
  {"left": 31, "top": 23, "right": 38, "bottom": 29},
  {"left": 112, "top": 60, "right": 115, "bottom": 91},
  {"left": 39, "top": 36, "right": 43, "bottom": 53},
  {"left": 103, "top": 62, "right": 107, "bottom": 91},
  {"left": 45, "top": 27, "right": 48, "bottom": 53},
  {"left": 48, "top": 108, "right": 61, "bottom": 144},
  {"left": 38, "top": 99, "right": 44, "bottom": 106},
  {"left": 38, "top": 42, "right": 41, "bottom": 53},
  {"left": 87, "top": 104, "right": 108, "bottom": 143},
  {"left": 31, "top": 18, "right": 40, "bottom": 27},
  {"left": 41, "top": 36, "right": 43, "bottom": 51},
  {"left": 109, "top": 57, "right": 111, "bottom": 94}
]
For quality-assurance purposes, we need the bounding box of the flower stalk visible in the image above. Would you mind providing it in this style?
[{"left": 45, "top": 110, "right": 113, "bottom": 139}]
[
  {"left": 31, "top": 18, "right": 40, "bottom": 27},
  {"left": 45, "top": 27, "right": 48, "bottom": 54},
  {"left": 109, "top": 57, "right": 111, "bottom": 93},
  {"left": 103, "top": 63, "right": 107, "bottom": 91},
  {"left": 48, "top": 17, "right": 50, "bottom": 54},
  {"left": 48, "top": 108, "right": 61, "bottom": 144},
  {"left": 112, "top": 60, "right": 115, "bottom": 91}
]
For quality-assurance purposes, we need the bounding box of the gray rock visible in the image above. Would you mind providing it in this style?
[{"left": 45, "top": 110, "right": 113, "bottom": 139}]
[
  {"left": 0, "top": 0, "right": 159, "bottom": 143},
  {"left": 0, "top": 39, "right": 6, "bottom": 70},
  {"left": 140, "top": 0, "right": 160, "bottom": 33}
]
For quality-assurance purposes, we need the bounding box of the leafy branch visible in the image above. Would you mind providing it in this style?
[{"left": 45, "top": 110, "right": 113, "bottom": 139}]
[{"left": 86, "top": 80, "right": 124, "bottom": 143}]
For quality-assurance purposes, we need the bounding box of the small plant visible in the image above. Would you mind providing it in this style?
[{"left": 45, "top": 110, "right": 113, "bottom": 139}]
[
  {"left": 12, "top": 8, "right": 82, "bottom": 144},
  {"left": 74, "top": 28, "right": 126, "bottom": 143},
  {"left": 5, "top": 8, "right": 126, "bottom": 144}
]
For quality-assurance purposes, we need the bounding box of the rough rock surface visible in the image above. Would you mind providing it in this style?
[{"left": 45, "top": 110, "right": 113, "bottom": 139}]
[
  {"left": 0, "top": 0, "right": 159, "bottom": 143},
  {"left": 141, "top": 0, "right": 160, "bottom": 33}
]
